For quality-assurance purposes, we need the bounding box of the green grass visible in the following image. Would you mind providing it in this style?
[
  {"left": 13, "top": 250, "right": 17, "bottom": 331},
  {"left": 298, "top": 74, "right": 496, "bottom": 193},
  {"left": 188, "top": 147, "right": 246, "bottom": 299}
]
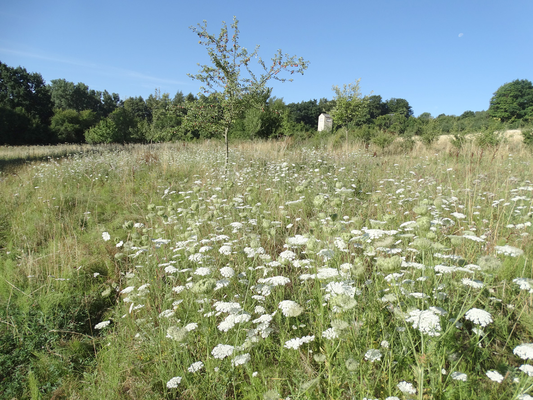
[{"left": 0, "top": 139, "right": 532, "bottom": 399}]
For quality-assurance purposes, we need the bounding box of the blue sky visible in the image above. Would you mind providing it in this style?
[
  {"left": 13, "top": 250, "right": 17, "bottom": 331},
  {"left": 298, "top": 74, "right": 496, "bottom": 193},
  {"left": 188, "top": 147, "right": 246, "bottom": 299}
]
[{"left": 1, "top": 0, "right": 531, "bottom": 116}]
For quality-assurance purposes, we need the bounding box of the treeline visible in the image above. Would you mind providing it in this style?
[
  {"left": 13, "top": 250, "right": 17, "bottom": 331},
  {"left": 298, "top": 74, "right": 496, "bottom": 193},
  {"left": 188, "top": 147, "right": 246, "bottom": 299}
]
[{"left": 1, "top": 61, "right": 532, "bottom": 145}]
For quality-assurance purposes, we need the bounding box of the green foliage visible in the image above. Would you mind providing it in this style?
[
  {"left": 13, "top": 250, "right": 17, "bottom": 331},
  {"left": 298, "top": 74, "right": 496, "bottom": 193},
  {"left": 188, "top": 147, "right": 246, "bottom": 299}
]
[
  {"left": 488, "top": 79, "right": 533, "bottom": 122},
  {"left": 187, "top": 16, "right": 309, "bottom": 162},
  {"left": 0, "top": 61, "right": 53, "bottom": 125},
  {"left": 331, "top": 79, "right": 370, "bottom": 129},
  {"left": 49, "top": 79, "right": 121, "bottom": 118},
  {"left": 51, "top": 109, "right": 99, "bottom": 143},
  {"left": 0, "top": 106, "right": 52, "bottom": 145},
  {"left": 85, "top": 107, "right": 141, "bottom": 143},
  {"left": 384, "top": 97, "right": 413, "bottom": 118},
  {"left": 371, "top": 130, "right": 395, "bottom": 150},
  {"left": 522, "top": 128, "right": 533, "bottom": 148}
]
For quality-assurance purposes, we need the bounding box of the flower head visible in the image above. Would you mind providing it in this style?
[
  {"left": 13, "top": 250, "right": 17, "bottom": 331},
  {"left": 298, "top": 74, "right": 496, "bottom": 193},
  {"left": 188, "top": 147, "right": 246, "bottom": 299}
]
[
  {"left": 465, "top": 308, "right": 493, "bottom": 327},
  {"left": 514, "top": 343, "right": 533, "bottom": 360},
  {"left": 397, "top": 381, "right": 416, "bottom": 394},
  {"left": 166, "top": 376, "right": 182, "bottom": 388}
]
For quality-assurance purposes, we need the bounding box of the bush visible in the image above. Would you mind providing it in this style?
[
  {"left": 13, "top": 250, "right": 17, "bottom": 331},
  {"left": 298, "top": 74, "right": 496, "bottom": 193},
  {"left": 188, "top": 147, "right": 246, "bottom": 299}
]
[
  {"left": 522, "top": 128, "right": 533, "bottom": 148},
  {"left": 85, "top": 108, "right": 141, "bottom": 143},
  {"left": 51, "top": 109, "right": 99, "bottom": 143},
  {"left": 371, "top": 131, "right": 395, "bottom": 150}
]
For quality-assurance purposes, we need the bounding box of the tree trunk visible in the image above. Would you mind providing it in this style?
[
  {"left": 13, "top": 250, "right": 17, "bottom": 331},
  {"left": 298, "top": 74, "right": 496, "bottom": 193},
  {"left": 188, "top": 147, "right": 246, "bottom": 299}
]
[{"left": 224, "top": 126, "right": 229, "bottom": 176}]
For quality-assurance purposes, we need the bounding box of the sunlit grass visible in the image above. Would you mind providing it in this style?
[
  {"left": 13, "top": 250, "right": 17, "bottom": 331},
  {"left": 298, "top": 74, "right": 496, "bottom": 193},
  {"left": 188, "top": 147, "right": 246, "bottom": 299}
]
[{"left": 0, "top": 138, "right": 532, "bottom": 399}]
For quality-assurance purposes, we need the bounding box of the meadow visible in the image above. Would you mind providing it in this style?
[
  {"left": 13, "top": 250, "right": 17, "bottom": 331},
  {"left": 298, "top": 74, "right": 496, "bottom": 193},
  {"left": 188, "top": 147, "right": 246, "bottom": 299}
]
[{"left": 0, "top": 136, "right": 532, "bottom": 400}]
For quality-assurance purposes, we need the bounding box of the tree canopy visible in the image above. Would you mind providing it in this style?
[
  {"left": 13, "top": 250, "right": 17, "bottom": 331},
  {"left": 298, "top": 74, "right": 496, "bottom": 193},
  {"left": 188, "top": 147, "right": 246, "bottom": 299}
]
[{"left": 488, "top": 79, "right": 533, "bottom": 122}]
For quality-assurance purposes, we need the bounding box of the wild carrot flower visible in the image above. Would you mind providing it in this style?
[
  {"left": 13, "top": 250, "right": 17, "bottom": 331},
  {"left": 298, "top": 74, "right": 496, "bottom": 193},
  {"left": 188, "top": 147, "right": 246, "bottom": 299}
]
[
  {"left": 188, "top": 361, "right": 204, "bottom": 373},
  {"left": 451, "top": 372, "right": 467, "bottom": 381},
  {"left": 166, "top": 376, "right": 182, "bottom": 388},
  {"left": 94, "top": 320, "right": 110, "bottom": 329},
  {"left": 397, "top": 381, "right": 416, "bottom": 394},
  {"left": 519, "top": 364, "right": 533, "bottom": 377},
  {"left": 232, "top": 353, "right": 251, "bottom": 366},
  {"left": 364, "top": 349, "right": 382, "bottom": 362},
  {"left": 211, "top": 344, "right": 234, "bottom": 359},
  {"left": 465, "top": 308, "right": 493, "bottom": 327},
  {"left": 102, "top": 232, "right": 111, "bottom": 241},
  {"left": 486, "top": 370, "right": 504, "bottom": 383},
  {"left": 514, "top": 343, "right": 533, "bottom": 360},
  {"left": 406, "top": 309, "right": 442, "bottom": 337},
  {"left": 284, "top": 335, "right": 315, "bottom": 350},
  {"left": 278, "top": 300, "right": 304, "bottom": 317}
]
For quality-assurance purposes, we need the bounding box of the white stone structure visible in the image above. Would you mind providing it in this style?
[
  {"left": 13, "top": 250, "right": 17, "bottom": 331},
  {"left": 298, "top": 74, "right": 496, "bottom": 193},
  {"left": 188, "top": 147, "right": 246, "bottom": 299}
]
[{"left": 318, "top": 113, "right": 333, "bottom": 132}]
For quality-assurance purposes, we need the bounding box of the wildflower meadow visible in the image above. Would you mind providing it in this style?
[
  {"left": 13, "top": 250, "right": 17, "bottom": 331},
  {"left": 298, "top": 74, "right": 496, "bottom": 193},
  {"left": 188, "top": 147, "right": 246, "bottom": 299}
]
[{"left": 0, "top": 138, "right": 532, "bottom": 399}]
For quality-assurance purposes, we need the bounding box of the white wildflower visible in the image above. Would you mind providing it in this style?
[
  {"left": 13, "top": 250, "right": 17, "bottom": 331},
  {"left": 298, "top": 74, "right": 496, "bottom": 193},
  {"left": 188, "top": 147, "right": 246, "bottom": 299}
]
[
  {"left": 220, "top": 266, "right": 235, "bottom": 278},
  {"left": 397, "top": 381, "right": 416, "bottom": 394},
  {"left": 94, "top": 320, "right": 110, "bottom": 330},
  {"left": 184, "top": 323, "right": 198, "bottom": 331},
  {"left": 211, "top": 344, "right": 234, "bottom": 359},
  {"left": 219, "top": 245, "right": 232, "bottom": 255},
  {"left": 194, "top": 267, "right": 211, "bottom": 276},
  {"left": 406, "top": 309, "right": 442, "bottom": 337},
  {"left": 519, "top": 364, "right": 533, "bottom": 377},
  {"left": 188, "top": 361, "right": 204, "bottom": 373},
  {"left": 258, "top": 276, "right": 290, "bottom": 286},
  {"left": 279, "top": 250, "right": 297, "bottom": 261},
  {"left": 322, "top": 327, "right": 339, "bottom": 340},
  {"left": 278, "top": 300, "right": 304, "bottom": 317},
  {"left": 232, "top": 353, "right": 251, "bottom": 366},
  {"left": 495, "top": 245, "right": 524, "bottom": 257},
  {"left": 284, "top": 335, "right": 315, "bottom": 350},
  {"left": 462, "top": 278, "right": 484, "bottom": 289},
  {"left": 451, "top": 372, "right": 467, "bottom": 381},
  {"left": 514, "top": 343, "right": 533, "bottom": 360},
  {"left": 120, "top": 286, "right": 135, "bottom": 294},
  {"left": 486, "top": 370, "right": 504, "bottom": 383},
  {"left": 166, "top": 376, "right": 182, "bottom": 388},
  {"left": 465, "top": 308, "right": 493, "bottom": 327},
  {"left": 102, "top": 232, "right": 111, "bottom": 241},
  {"left": 364, "top": 349, "right": 382, "bottom": 362}
]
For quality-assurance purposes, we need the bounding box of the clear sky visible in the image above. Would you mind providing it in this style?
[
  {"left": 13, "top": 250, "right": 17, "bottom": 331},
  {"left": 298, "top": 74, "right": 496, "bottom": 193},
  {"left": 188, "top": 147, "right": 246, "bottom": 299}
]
[{"left": 1, "top": 0, "right": 531, "bottom": 117}]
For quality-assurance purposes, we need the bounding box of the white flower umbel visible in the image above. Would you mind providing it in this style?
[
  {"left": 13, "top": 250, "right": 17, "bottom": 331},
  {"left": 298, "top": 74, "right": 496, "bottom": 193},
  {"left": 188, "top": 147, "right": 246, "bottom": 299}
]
[
  {"left": 278, "top": 300, "right": 304, "bottom": 317},
  {"left": 513, "top": 278, "right": 533, "bottom": 294},
  {"left": 462, "top": 278, "right": 484, "bottom": 289},
  {"left": 495, "top": 245, "right": 524, "bottom": 257},
  {"left": 188, "top": 361, "right": 204, "bottom": 373},
  {"left": 514, "top": 343, "right": 533, "bottom": 360},
  {"left": 486, "top": 370, "right": 504, "bottom": 383},
  {"left": 284, "top": 335, "right": 315, "bottom": 350},
  {"left": 166, "top": 376, "right": 182, "bottom": 388},
  {"left": 397, "top": 381, "right": 416, "bottom": 394},
  {"left": 451, "top": 372, "right": 467, "bottom": 381},
  {"left": 102, "top": 232, "right": 111, "bottom": 241},
  {"left": 405, "top": 309, "right": 442, "bottom": 337},
  {"left": 519, "top": 364, "right": 533, "bottom": 377},
  {"left": 258, "top": 276, "right": 290, "bottom": 286},
  {"left": 94, "top": 320, "right": 110, "bottom": 330},
  {"left": 322, "top": 327, "right": 339, "bottom": 340},
  {"left": 220, "top": 266, "right": 235, "bottom": 278},
  {"left": 211, "top": 344, "right": 234, "bottom": 359},
  {"left": 465, "top": 308, "right": 493, "bottom": 327},
  {"left": 219, "top": 245, "right": 232, "bottom": 255},
  {"left": 232, "top": 353, "right": 251, "bottom": 366},
  {"left": 364, "top": 349, "right": 382, "bottom": 362}
]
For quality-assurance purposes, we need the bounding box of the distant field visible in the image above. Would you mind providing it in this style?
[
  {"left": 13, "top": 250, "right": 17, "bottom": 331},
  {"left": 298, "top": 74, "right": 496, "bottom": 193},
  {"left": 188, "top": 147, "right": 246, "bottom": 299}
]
[{"left": 0, "top": 139, "right": 532, "bottom": 399}]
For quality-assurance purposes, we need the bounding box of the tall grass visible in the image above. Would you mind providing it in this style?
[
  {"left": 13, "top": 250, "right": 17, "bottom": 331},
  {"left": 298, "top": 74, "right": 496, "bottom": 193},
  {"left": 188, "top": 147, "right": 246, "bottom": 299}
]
[{"left": 0, "top": 138, "right": 532, "bottom": 399}]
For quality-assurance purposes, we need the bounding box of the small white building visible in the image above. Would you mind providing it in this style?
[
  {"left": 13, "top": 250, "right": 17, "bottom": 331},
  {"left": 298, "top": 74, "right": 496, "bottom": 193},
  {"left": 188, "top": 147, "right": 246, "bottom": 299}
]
[{"left": 318, "top": 113, "right": 333, "bottom": 132}]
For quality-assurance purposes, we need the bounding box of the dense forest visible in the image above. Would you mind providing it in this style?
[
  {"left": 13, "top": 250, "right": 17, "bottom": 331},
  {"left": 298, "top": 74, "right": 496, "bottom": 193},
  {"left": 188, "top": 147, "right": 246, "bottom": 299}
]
[{"left": 1, "top": 61, "right": 532, "bottom": 146}]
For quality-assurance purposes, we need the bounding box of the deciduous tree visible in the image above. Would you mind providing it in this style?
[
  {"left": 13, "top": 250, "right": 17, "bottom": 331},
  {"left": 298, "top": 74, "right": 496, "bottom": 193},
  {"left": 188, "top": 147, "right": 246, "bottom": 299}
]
[
  {"left": 488, "top": 79, "right": 533, "bottom": 122},
  {"left": 185, "top": 16, "right": 309, "bottom": 169}
]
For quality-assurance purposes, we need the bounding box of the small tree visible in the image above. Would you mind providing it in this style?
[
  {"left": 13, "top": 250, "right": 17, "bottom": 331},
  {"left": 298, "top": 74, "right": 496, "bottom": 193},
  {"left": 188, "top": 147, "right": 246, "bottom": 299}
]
[
  {"left": 185, "top": 16, "right": 309, "bottom": 169},
  {"left": 330, "top": 79, "right": 370, "bottom": 144}
]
